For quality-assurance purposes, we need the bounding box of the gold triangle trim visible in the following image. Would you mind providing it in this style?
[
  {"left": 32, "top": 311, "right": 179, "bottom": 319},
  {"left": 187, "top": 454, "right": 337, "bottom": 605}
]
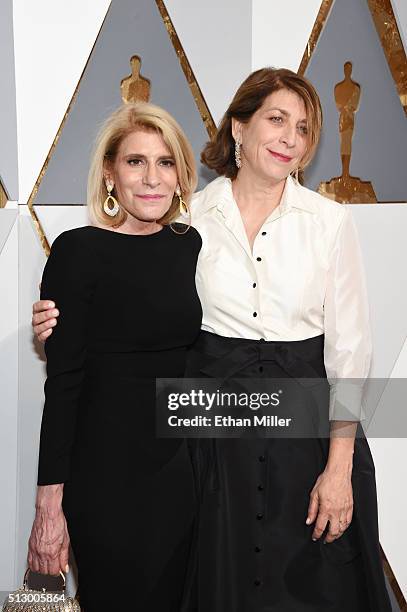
[
  {"left": 298, "top": 0, "right": 335, "bottom": 76},
  {"left": 26, "top": 3, "right": 113, "bottom": 255},
  {"left": 0, "top": 178, "right": 8, "bottom": 208},
  {"left": 155, "top": 0, "right": 216, "bottom": 139},
  {"left": 367, "top": 0, "right": 407, "bottom": 116},
  {"left": 29, "top": 207, "right": 50, "bottom": 255}
]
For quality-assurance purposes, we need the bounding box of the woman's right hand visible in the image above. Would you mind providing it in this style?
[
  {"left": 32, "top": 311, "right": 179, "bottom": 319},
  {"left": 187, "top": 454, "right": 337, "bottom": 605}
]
[
  {"left": 27, "top": 485, "right": 70, "bottom": 576},
  {"left": 32, "top": 300, "right": 59, "bottom": 343}
]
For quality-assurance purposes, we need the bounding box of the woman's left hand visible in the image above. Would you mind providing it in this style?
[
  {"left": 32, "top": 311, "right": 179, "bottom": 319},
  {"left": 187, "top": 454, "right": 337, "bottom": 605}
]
[{"left": 306, "top": 466, "right": 353, "bottom": 543}]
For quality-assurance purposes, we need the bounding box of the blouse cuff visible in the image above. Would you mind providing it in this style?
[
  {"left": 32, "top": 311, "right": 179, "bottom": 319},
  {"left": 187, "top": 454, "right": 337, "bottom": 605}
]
[{"left": 329, "top": 381, "right": 365, "bottom": 421}]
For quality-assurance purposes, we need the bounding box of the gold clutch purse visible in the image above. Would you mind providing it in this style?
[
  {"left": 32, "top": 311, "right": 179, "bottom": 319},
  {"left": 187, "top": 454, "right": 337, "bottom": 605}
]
[{"left": 2, "top": 569, "right": 80, "bottom": 612}]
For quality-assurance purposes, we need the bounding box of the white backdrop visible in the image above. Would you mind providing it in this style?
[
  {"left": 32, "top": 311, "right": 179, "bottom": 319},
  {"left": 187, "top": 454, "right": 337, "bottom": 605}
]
[{"left": 1, "top": 0, "right": 406, "bottom": 603}]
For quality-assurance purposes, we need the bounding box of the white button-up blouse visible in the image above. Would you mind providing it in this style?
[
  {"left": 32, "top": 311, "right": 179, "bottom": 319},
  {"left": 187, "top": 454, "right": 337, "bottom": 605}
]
[{"left": 190, "top": 175, "right": 372, "bottom": 421}]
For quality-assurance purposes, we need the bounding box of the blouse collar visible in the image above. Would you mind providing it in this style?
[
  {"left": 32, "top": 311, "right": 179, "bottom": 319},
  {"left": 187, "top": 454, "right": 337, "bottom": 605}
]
[{"left": 193, "top": 174, "right": 316, "bottom": 220}]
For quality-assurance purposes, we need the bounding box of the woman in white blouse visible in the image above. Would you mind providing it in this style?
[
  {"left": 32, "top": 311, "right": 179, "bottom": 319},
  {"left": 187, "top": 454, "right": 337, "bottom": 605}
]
[{"left": 33, "top": 68, "right": 390, "bottom": 611}]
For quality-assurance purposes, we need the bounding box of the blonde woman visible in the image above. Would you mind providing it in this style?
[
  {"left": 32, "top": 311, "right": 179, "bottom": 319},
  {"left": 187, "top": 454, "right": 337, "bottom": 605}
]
[{"left": 27, "top": 102, "right": 202, "bottom": 611}]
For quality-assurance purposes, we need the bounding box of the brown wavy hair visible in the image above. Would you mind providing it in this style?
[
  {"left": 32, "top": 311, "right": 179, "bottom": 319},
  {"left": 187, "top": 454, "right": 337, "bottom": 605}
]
[{"left": 201, "top": 67, "right": 323, "bottom": 179}]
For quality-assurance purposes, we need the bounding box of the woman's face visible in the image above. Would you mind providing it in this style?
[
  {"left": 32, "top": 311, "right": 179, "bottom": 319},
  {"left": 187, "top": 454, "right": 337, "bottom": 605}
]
[
  {"left": 105, "top": 128, "right": 178, "bottom": 222},
  {"left": 234, "top": 88, "right": 309, "bottom": 184}
]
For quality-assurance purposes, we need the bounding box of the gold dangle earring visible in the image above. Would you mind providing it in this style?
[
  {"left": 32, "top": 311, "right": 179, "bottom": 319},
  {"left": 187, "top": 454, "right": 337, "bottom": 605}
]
[
  {"left": 235, "top": 137, "right": 242, "bottom": 169},
  {"left": 176, "top": 185, "right": 189, "bottom": 216},
  {"left": 103, "top": 181, "right": 120, "bottom": 217},
  {"left": 170, "top": 186, "right": 191, "bottom": 234}
]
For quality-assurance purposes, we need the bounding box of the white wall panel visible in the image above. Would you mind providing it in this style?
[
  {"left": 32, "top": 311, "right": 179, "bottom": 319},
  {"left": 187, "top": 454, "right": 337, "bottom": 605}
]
[
  {"left": 376, "top": 331, "right": 407, "bottom": 599},
  {"left": 252, "top": 0, "right": 323, "bottom": 71},
  {"left": 389, "top": 338, "right": 407, "bottom": 378},
  {"left": 374, "top": 309, "right": 407, "bottom": 599},
  {"left": 34, "top": 206, "right": 89, "bottom": 246},
  {"left": 165, "top": 0, "right": 252, "bottom": 125},
  {"left": 370, "top": 437, "right": 407, "bottom": 598},
  {"left": 15, "top": 209, "right": 47, "bottom": 587},
  {"left": 0, "top": 213, "right": 18, "bottom": 591},
  {"left": 352, "top": 204, "right": 407, "bottom": 600},
  {"left": 352, "top": 205, "right": 407, "bottom": 380},
  {"left": 13, "top": 0, "right": 111, "bottom": 203}
]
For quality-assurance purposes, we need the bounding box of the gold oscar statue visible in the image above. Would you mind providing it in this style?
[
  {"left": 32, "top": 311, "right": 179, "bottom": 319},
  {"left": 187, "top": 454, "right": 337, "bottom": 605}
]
[
  {"left": 121, "top": 55, "right": 151, "bottom": 104},
  {"left": 318, "top": 62, "right": 377, "bottom": 203}
]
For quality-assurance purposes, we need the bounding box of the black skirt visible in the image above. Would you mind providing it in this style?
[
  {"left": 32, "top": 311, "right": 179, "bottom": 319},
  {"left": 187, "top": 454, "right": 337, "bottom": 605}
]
[{"left": 185, "top": 331, "right": 391, "bottom": 612}]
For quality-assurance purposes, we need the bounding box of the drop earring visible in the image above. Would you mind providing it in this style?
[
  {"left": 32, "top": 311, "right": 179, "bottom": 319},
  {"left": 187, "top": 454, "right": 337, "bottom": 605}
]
[
  {"left": 176, "top": 185, "right": 189, "bottom": 216},
  {"left": 170, "top": 186, "right": 191, "bottom": 234},
  {"left": 235, "top": 138, "right": 242, "bottom": 169},
  {"left": 103, "top": 181, "right": 120, "bottom": 217}
]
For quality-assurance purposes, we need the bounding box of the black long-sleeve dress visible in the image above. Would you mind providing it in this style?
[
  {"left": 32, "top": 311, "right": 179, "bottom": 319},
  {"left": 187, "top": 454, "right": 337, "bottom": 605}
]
[{"left": 37, "top": 225, "right": 202, "bottom": 612}]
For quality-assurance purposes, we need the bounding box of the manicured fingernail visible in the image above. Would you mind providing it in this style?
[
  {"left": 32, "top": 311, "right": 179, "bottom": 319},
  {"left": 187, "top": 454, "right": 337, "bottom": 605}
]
[
  {"left": 47, "top": 302, "right": 55, "bottom": 308},
  {"left": 65, "top": 565, "right": 69, "bottom": 573},
  {"left": 306, "top": 517, "right": 311, "bottom": 525}
]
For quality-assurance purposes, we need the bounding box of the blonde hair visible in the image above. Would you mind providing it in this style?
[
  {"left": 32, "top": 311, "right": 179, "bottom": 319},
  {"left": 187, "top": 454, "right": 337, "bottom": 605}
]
[{"left": 87, "top": 102, "right": 197, "bottom": 227}]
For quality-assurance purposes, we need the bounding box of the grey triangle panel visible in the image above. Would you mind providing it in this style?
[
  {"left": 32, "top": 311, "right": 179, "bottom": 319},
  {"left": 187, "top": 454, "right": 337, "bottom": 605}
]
[
  {"left": 304, "top": 0, "right": 407, "bottom": 202},
  {"left": 0, "top": 0, "right": 18, "bottom": 200},
  {"left": 34, "top": 0, "right": 216, "bottom": 206}
]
